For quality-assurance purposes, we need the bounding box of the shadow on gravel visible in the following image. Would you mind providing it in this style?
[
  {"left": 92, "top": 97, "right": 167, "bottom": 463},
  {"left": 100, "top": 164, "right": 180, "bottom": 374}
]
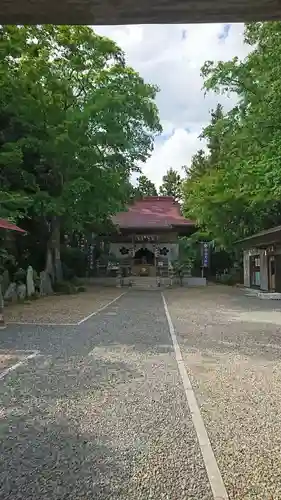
[
  {"left": 0, "top": 291, "right": 214, "bottom": 500},
  {"left": 0, "top": 406, "right": 130, "bottom": 500},
  {"left": 0, "top": 355, "right": 140, "bottom": 500}
]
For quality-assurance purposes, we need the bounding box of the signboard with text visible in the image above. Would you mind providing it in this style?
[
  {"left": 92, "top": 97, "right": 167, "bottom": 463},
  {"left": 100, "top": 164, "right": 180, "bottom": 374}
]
[
  {"left": 134, "top": 235, "right": 159, "bottom": 242},
  {"left": 202, "top": 242, "right": 209, "bottom": 268}
]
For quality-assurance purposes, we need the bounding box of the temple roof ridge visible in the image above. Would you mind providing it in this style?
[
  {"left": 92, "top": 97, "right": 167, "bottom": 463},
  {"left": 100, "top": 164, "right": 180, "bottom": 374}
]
[{"left": 112, "top": 195, "right": 195, "bottom": 230}]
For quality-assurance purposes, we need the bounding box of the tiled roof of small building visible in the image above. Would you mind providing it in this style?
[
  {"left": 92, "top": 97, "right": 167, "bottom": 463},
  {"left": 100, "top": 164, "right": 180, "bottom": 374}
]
[
  {"left": 112, "top": 196, "right": 195, "bottom": 229},
  {"left": 0, "top": 219, "right": 25, "bottom": 233}
]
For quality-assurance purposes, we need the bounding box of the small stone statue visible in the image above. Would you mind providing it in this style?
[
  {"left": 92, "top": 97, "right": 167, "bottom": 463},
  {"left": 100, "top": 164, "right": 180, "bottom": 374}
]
[
  {"left": 4, "top": 282, "right": 17, "bottom": 302},
  {"left": 17, "top": 283, "right": 27, "bottom": 300},
  {"left": 40, "top": 271, "right": 53, "bottom": 296}
]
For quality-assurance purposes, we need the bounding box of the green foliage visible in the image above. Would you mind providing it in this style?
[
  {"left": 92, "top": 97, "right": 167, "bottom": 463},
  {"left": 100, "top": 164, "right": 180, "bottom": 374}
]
[
  {"left": 170, "top": 260, "right": 185, "bottom": 285},
  {"left": 0, "top": 246, "right": 15, "bottom": 274},
  {"left": 184, "top": 150, "right": 208, "bottom": 180},
  {"left": 178, "top": 237, "right": 198, "bottom": 268},
  {"left": 215, "top": 268, "right": 241, "bottom": 286},
  {"left": 0, "top": 24, "right": 161, "bottom": 248},
  {"left": 216, "top": 274, "right": 235, "bottom": 286},
  {"left": 13, "top": 267, "right": 26, "bottom": 284},
  {"left": 60, "top": 246, "right": 87, "bottom": 278},
  {"left": 134, "top": 174, "right": 158, "bottom": 197},
  {"left": 170, "top": 237, "right": 199, "bottom": 284},
  {"left": 159, "top": 168, "right": 182, "bottom": 201},
  {"left": 61, "top": 262, "right": 76, "bottom": 281},
  {"left": 183, "top": 22, "right": 281, "bottom": 248},
  {"left": 0, "top": 192, "right": 31, "bottom": 220},
  {"left": 53, "top": 280, "right": 77, "bottom": 295}
]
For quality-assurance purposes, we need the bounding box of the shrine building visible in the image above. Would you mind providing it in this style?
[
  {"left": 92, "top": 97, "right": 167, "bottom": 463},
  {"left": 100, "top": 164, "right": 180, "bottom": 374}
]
[{"left": 108, "top": 196, "right": 195, "bottom": 279}]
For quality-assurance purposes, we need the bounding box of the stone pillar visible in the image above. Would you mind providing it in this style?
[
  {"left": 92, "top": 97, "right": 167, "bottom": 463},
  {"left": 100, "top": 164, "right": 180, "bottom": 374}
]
[
  {"left": 243, "top": 250, "right": 250, "bottom": 287},
  {"left": 260, "top": 250, "right": 268, "bottom": 291}
]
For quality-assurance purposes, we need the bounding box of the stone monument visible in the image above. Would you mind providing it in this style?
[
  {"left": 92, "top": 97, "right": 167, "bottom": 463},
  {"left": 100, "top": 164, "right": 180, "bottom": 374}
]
[
  {"left": 40, "top": 270, "right": 53, "bottom": 295},
  {"left": 4, "top": 282, "right": 17, "bottom": 302},
  {"left": 17, "top": 283, "right": 26, "bottom": 300},
  {"left": 26, "top": 265, "right": 35, "bottom": 296}
]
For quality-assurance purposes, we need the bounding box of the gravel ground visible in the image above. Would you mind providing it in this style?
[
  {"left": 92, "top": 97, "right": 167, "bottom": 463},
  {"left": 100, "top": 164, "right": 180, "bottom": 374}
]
[
  {"left": 0, "top": 352, "right": 21, "bottom": 373},
  {"left": 5, "top": 287, "right": 121, "bottom": 324},
  {"left": 0, "top": 291, "right": 212, "bottom": 500},
  {"left": 165, "top": 285, "right": 281, "bottom": 500}
]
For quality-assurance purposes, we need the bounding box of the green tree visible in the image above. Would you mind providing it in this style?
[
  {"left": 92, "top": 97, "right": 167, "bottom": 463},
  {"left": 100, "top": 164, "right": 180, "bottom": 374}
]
[
  {"left": 185, "top": 105, "right": 223, "bottom": 183},
  {"left": 159, "top": 168, "right": 182, "bottom": 200},
  {"left": 0, "top": 25, "right": 161, "bottom": 279},
  {"left": 185, "top": 150, "right": 208, "bottom": 180},
  {"left": 202, "top": 103, "right": 224, "bottom": 168},
  {"left": 183, "top": 22, "right": 281, "bottom": 248},
  {"left": 135, "top": 174, "right": 158, "bottom": 197}
]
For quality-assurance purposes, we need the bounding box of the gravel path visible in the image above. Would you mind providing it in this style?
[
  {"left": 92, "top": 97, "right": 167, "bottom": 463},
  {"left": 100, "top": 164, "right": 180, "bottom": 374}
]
[
  {"left": 165, "top": 285, "right": 281, "bottom": 500},
  {"left": 0, "top": 352, "right": 22, "bottom": 373},
  {"left": 5, "top": 287, "right": 121, "bottom": 324},
  {"left": 0, "top": 291, "right": 212, "bottom": 500}
]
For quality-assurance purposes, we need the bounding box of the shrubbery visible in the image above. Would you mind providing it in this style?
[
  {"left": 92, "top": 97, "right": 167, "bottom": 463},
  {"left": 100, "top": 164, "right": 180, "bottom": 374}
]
[{"left": 60, "top": 246, "right": 88, "bottom": 278}]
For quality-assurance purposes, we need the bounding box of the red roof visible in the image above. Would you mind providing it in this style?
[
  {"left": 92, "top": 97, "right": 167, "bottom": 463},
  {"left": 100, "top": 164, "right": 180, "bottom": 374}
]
[
  {"left": 0, "top": 219, "right": 26, "bottom": 233},
  {"left": 112, "top": 196, "right": 194, "bottom": 230}
]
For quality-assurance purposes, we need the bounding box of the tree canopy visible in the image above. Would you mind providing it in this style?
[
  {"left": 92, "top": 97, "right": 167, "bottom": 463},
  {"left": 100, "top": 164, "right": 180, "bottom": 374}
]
[
  {"left": 0, "top": 25, "right": 161, "bottom": 276},
  {"left": 183, "top": 22, "right": 281, "bottom": 248},
  {"left": 1, "top": 25, "right": 161, "bottom": 224},
  {"left": 134, "top": 174, "right": 158, "bottom": 197},
  {"left": 159, "top": 168, "right": 182, "bottom": 200}
]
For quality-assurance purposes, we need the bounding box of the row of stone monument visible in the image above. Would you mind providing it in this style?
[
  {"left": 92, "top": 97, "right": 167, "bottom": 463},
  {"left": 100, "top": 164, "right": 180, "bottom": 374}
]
[{"left": 2, "top": 266, "right": 54, "bottom": 302}]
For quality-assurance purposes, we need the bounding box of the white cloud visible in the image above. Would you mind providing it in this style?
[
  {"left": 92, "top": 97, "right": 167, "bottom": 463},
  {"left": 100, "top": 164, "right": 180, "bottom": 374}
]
[
  {"left": 143, "top": 130, "right": 203, "bottom": 186},
  {"left": 94, "top": 23, "right": 251, "bottom": 187}
]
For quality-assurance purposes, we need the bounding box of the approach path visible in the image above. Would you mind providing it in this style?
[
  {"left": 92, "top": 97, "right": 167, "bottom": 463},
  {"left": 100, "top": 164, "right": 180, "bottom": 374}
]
[{"left": 1, "top": 286, "right": 281, "bottom": 499}]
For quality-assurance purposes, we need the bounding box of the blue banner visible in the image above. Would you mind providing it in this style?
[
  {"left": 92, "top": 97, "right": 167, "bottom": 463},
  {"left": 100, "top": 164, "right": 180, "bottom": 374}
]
[{"left": 202, "top": 242, "right": 209, "bottom": 268}]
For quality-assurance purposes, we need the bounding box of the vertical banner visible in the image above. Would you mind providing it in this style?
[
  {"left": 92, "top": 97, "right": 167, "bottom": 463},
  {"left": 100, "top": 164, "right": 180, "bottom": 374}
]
[{"left": 202, "top": 242, "right": 209, "bottom": 268}]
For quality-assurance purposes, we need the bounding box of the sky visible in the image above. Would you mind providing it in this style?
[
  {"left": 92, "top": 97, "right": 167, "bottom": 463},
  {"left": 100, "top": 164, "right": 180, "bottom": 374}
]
[{"left": 94, "top": 23, "right": 250, "bottom": 188}]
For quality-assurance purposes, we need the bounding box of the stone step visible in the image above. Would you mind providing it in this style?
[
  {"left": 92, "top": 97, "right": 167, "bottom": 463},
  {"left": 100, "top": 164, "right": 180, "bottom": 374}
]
[{"left": 131, "top": 277, "right": 171, "bottom": 289}]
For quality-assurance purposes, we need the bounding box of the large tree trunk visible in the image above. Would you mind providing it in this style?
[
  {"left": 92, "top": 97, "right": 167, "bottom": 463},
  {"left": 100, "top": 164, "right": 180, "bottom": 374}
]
[
  {"left": 45, "top": 244, "right": 54, "bottom": 281},
  {"left": 52, "top": 216, "right": 62, "bottom": 282},
  {"left": 45, "top": 216, "right": 62, "bottom": 285}
]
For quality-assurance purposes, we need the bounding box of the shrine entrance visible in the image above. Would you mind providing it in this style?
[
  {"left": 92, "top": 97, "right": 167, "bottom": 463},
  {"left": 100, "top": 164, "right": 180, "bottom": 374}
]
[
  {"left": 134, "top": 248, "right": 155, "bottom": 266},
  {"left": 133, "top": 247, "right": 156, "bottom": 277},
  {"left": 109, "top": 197, "right": 196, "bottom": 283}
]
